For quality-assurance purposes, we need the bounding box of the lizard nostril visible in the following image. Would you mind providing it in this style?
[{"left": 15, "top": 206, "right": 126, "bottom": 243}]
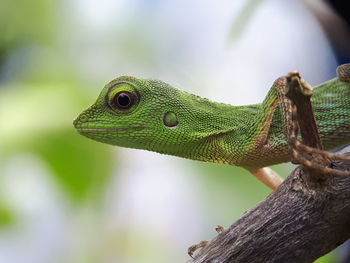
[
  {"left": 79, "top": 114, "right": 88, "bottom": 122},
  {"left": 73, "top": 113, "right": 88, "bottom": 127}
]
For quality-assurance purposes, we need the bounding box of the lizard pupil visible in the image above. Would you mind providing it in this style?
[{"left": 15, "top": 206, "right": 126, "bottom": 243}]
[{"left": 114, "top": 92, "right": 132, "bottom": 109}]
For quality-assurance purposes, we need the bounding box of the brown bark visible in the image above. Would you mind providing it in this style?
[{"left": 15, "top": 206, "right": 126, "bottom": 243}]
[{"left": 190, "top": 160, "right": 350, "bottom": 263}]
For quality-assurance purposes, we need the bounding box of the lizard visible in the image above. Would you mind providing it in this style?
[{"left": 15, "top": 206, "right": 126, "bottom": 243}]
[{"left": 73, "top": 64, "right": 350, "bottom": 190}]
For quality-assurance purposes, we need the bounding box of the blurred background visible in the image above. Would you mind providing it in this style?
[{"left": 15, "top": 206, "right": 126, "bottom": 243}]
[{"left": 1, "top": 0, "right": 349, "bottom": 262}]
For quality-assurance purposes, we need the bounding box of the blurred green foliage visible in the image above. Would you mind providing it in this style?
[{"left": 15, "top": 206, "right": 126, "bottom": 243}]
[
  {"left": 0, "top": 81, "right": 114, "bottom": 203},
  {"left": 0, "top": 202, "right": 16, "bottom": 227},
  {"left": 33, "top": 130, "right": 113, "bottom": 203},
  {"left": 0, "top": 0, "right": 56, "bottom": 71}
]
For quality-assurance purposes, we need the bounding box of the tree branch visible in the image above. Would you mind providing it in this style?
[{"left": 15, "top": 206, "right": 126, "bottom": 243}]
[{"left": 189, "top": 161, "right": 350, "bottom": 263}]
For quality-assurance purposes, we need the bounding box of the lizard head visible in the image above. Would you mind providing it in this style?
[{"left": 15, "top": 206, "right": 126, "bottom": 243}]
[{"left": 74, "top": 76, "right": 235, "bottom": 161}]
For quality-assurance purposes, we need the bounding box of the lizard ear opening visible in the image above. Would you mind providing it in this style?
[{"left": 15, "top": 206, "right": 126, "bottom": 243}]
[{"left": 163, "top": 111, "right": 179, "bottom": 127}]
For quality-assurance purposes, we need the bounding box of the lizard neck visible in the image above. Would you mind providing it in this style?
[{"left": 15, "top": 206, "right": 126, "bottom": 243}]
[{"left": 156, "top": 96, "right": 260, "bottom": 165}]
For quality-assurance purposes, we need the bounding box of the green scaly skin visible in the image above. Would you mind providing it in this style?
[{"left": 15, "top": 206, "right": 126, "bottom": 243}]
[{"left": 73, "top": 65, "right": 350, "bottom": 171}]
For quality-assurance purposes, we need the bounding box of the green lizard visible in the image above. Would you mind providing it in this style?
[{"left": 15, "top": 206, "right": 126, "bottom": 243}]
[{"left": 73, "top": 64, "right": 350, "bottom": 190}]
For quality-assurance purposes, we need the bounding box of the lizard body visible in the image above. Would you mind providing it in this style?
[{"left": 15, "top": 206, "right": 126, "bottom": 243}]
[{"left": 74, "top": 64, "right": 350, "bottom": 188}]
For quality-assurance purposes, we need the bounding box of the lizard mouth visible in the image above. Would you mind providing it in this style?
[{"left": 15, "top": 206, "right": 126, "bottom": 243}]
[
  {"left": 73, "top": 120, "right": 149, "bottom": 133},
  {"left": 77, "top": 126, "right": 148, "bottom": 132}
]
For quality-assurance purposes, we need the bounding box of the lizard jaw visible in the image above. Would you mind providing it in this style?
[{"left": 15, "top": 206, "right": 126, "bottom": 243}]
[
  {"left": 73, "top": 118, "right": 148, "bottom": 134},
  {"left": 75, "top": 126, "right": 148, "bottom": 132}
]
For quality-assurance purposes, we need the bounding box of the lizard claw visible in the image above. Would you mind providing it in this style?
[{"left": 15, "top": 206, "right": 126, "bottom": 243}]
[
  {"left": 188, "top": 225, "right": 227, "bottom": 258},
  {"left": 215, "top": 225, "right": 226, "bottom": 233},
  {"left": 188, "top": 240, "right": 210, "bottom": 258}
]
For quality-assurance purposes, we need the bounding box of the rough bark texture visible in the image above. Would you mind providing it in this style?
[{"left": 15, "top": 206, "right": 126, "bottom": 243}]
[{"left": 190, "top": 159, "right": 350, "bottom": 263}]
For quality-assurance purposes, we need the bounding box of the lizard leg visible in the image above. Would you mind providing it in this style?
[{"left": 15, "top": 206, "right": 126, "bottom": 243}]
[
  {"left": 215, "top": 225, "right": 226, "bottom": 233},
  {"left": 242, "top": 74, "right": 296, "bottom": 190},
  {"left": 244, "top": 71, "right": 314, "bottom": 190},
  {"left": 187, "top": 225, "right": 227, "bottom": 258},
  {"left": 248, "top": 167, "right": 283, "bottom": 191},
  {"left": 188, "top": 240, "right": 210, "bottom": 258},
  {"left": 291, "top": 140, "right": 350, "bottom": 176}
]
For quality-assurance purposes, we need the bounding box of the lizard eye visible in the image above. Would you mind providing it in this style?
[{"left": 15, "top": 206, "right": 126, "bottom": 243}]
[
  {"left": 107, "top": 82, "right": 139, "bottom": 113},
  {"left": 114, "top": 92, "right": 132, "bottom": 108},
  {"left": 109, "top": 91, "right": 137, "bottom": 111}
]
